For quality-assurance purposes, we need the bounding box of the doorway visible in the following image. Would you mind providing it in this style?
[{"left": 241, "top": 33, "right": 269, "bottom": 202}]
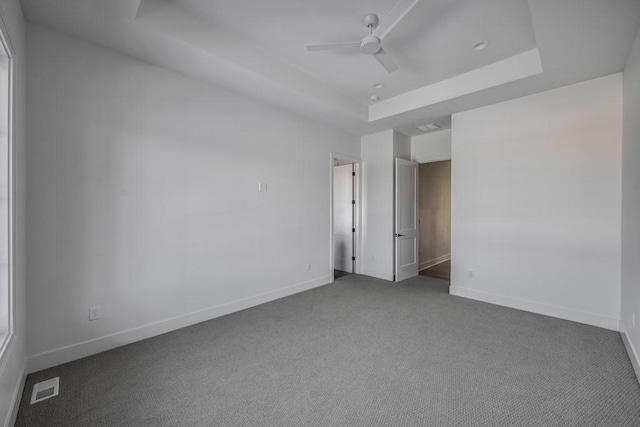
[
  {"left": 330, "top": 153, "right": 361, "bottom": 282},
  {"left": 417, "top": 160, "right": 451, "bottom": 280}
]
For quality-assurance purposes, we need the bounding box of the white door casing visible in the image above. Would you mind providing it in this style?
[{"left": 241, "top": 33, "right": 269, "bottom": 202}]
[{"left": 395, "top": 158, "right": 419, "bottom": 281}]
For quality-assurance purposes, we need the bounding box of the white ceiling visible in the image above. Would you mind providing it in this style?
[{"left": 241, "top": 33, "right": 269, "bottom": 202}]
[
  {"left": 172, "top": 0, "right": 536, "bottom": 101},
  {"left": 19, "top": 0, "right": 640, "bottom": 136}
]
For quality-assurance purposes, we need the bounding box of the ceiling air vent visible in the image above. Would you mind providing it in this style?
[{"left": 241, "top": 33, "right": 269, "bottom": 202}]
[
  {"left": 416, "top": 123, "right": 441, "bottom": 133},
  {"left": 30, "top": 377, "right": 59, "bottom": 404}
]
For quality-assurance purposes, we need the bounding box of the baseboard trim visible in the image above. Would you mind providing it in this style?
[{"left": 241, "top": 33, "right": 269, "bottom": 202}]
[
  {"left": 28, "top": 276, "right": 330, "bottom": 373},
  {"left": 449, "top": 285, "right": 620, "bottom": 331},
  {"left": 362, "top": 268, "right": 393, "bottom": 281},
  {"left": 5, "top": 357, "right": 26, "bottom": 427},
  {"left": 620, "top": 323, "right": 640, "bottom": 382},
  {"left": 419, "top": 254, "right": 450, "bottom": 271}
]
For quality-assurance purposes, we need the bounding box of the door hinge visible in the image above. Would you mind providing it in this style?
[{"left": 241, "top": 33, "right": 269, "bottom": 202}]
[
  {"left": 352, "top": 256, "right": 356, "bottom": 261},
  {"left": 352, "top": 228, "right": 355, "bottom": 233},
  {"left": 352, "top": 200, "right": 355, "bottom": 205},
  {"left": 352, "top": 172, "right": 355, "bottom": 176}
]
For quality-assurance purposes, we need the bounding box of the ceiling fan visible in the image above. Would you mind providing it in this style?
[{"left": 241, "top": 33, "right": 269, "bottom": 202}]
[{"left": 306, "top": 0, "right": 420, "bottom": 73}]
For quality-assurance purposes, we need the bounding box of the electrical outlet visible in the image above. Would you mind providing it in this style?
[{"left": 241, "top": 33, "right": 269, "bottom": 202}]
[
  {"left": 307, "top": 263, "right": 312, "bottom": 271},
  {"left": 89, "top": 306, "right": 101, "bottom": 321},
  {"left": 468, "top": 270, "right": 475, "bottom": 278},
  {"left": 258, "top": 182, "right": 268, "bottom": 192}
]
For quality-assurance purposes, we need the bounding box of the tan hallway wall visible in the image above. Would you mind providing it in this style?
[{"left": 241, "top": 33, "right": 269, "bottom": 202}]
[{"left": 419, "top": 160, "right": 451, "bottom": 269}]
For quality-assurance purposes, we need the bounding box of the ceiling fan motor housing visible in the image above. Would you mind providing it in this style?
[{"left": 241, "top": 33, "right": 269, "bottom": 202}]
[{"left": 360, "top": 35, "right": 381, "bottom": 54}]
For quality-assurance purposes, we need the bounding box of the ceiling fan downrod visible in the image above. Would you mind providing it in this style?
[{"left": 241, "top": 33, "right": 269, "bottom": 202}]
[{"left": 361, "top": 14, "right": 381, "bottom": 54}]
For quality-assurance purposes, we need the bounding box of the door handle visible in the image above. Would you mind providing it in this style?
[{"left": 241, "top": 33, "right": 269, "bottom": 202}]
[{"left": 395, "top": 233, "right": 405, "bottom": 237}]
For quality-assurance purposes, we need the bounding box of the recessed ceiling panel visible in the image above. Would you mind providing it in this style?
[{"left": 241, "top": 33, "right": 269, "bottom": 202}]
[{"left": 174, "top": 0, "right": 536, "bottom": 104}]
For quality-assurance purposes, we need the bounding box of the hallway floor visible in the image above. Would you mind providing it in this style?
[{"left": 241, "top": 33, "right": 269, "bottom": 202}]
[{"left": 419, "top": 260, "right": 450, "bottom": 280}]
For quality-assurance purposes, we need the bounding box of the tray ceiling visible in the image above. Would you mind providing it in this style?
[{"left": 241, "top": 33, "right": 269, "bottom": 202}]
[{"left": 20, "top": 0, "right": 640, "bottom": 136}]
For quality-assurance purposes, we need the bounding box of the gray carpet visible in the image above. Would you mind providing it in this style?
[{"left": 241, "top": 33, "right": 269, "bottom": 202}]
[{"left": 15, "top": 275, "right": 640, "bottom": 426}]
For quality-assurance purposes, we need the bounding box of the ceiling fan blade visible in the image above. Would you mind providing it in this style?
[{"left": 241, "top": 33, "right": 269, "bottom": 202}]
[
  {"left": 307, "top": 42, "right": 361, "bottom": 52},
  {"left": 375, "top": 0, "right": 420, "bottom": 40},
  {"left": 374, "top": 48, "right": 399, "bottom": 73}
]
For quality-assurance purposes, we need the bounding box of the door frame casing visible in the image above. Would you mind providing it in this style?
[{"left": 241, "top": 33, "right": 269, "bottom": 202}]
[
  {"left": 329, "top": 152, "right": 362, "bottom": 282},
  {"left": 0, "top": 9, "right": 16, "bottom": 368}
]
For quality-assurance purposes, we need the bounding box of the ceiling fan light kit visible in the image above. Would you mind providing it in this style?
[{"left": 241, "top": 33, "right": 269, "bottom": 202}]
[{"left": 306, "top": 0, "right": 421, "bottom": 74}]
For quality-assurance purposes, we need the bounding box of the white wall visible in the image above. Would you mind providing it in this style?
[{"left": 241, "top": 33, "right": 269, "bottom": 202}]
[
  {"left": 393, "top": 131, "right": 411, "bottom": 160},
  {"left": 362, "top": 130, "right": 394, "bottom": 280},
  {"left": 361, "top": 130, "right": 410, "bottom": 281},
  {"left": 25, "top": 24, "right": 360, "bottom": 371},
  {"left": 411, "top": 129, "right": 451, "bottom": 163},
  {"left": 451, "top": 74, "right": 622, "bottom": 330},
  {"left": 0, "top": 0, "right": 26, "bottom": 425},
  {"left": 622, "top": 28, "right": 640, "bottom": 373}
]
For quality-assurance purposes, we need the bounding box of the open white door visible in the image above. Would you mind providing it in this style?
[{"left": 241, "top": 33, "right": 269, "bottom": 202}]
[
  {"left": 394, "top": 158, "right": 419, "bottom": 282},
  {"left": 333, "top": 164, "right": 353, "bottom": 273}
]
